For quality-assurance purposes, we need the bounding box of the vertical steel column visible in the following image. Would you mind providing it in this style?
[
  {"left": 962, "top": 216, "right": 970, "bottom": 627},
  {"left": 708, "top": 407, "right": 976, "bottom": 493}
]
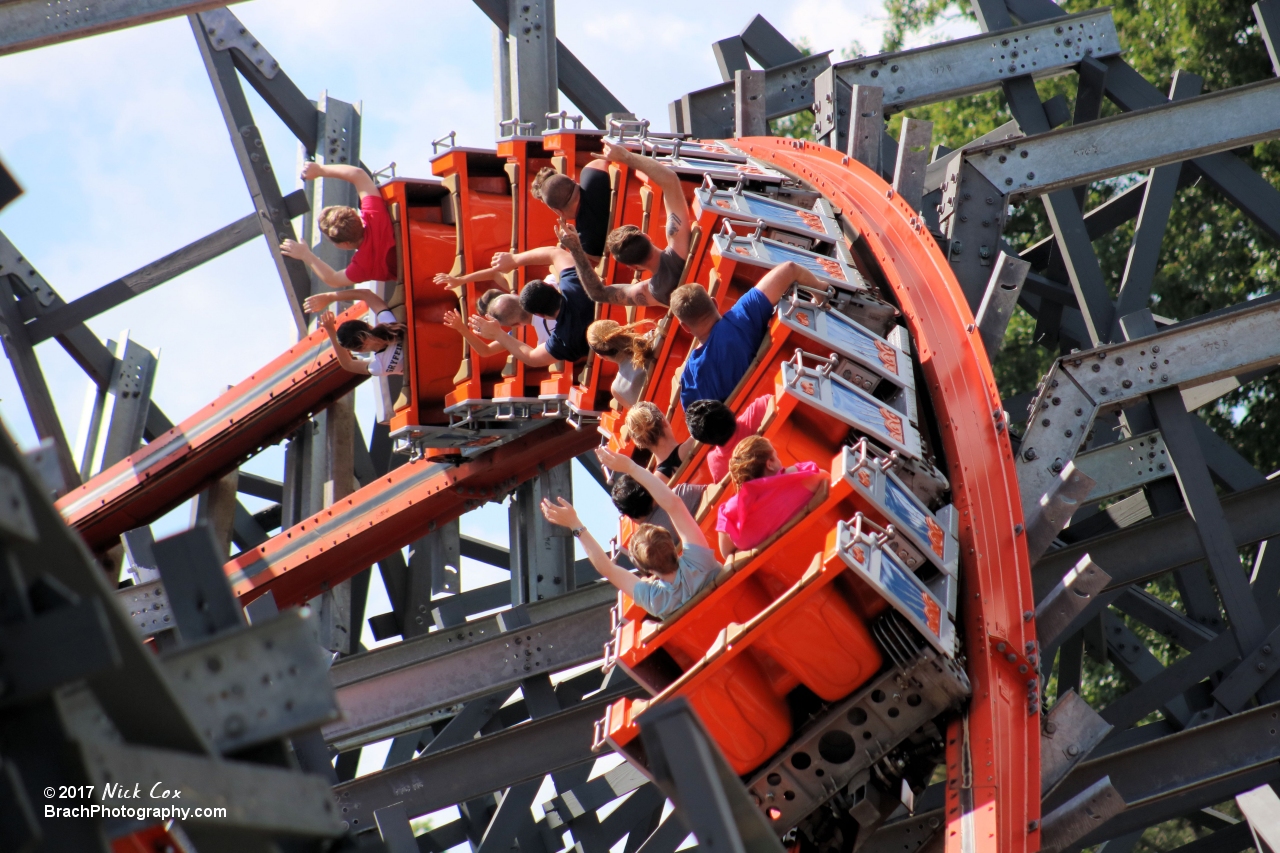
[
  {"left": 0, "top": 275, "right": 79, "bottom": 494},
  {"left": 74, "top": 331, "right": 156, "bottom": 480},
  {"left": 506, "top": 0, "right": 558, "bottom": 131},
  {"left": 493, "top": 23, "right": 514, "bottom": 138},
  {"left": 189, "top": 14, "right": 312, "bottom": 337},
  {"left": 508, "top": 463, "right": 574, "bottom": 605}
]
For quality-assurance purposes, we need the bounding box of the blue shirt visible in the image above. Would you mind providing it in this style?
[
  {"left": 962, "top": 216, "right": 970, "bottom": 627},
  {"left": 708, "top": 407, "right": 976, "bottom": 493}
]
[
  {"left": 631, "top": 543, "right": 722, "bottom": 619},
  {"left": 680, "top": 288, "right": 774, "bottom": 411},
  {"left": 545, "top": 267, "right": 595, "bottom": 362}
]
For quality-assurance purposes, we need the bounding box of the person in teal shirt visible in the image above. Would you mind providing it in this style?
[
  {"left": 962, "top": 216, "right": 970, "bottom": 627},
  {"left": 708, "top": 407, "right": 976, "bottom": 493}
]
[{"left": 539, "top": 447, "right": 721, "bottom": 620}]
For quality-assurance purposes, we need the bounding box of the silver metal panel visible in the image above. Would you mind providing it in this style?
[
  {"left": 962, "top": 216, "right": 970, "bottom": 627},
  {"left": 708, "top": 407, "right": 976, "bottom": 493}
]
[
  {"left": 968, "top": 77, "right": 1280, "bottom": 197},
  {"left": 162, "top": 609, "right": 339, "bottom": 752},
  {"left": 1072, "top": 428, "right": 1170, "bottom": 502},
  {"left": 780, "top": 292, "right": 914, "bottom": 391},
  {"left": 117, "top": 579, "right": 173, "bottom": 638},
  {"left": 745, "top": 640, "right": 969, "bottom": 833},
  {"left": 712, "top": 232, "right": 868, "bottom": 291},
  {"left": 839, "top": 442, "right": 959, "bottom": 578},
  {"left": 835, "top": 517, "right": 957, "bottom": 657},
  {"left": 835, "top": 9, "right": 1119, "bottom": 111},
  {"left": 694, "top": 186, "right": 842, "bottom": 243},
  {"left": 781, "top": 361, "right": 923, "bottom": 459}
]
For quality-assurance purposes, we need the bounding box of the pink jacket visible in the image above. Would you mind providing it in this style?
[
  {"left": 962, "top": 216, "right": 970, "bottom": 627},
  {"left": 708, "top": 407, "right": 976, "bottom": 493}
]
[{"left": 716, "top": 461, "right": 823, "bottom": 552}]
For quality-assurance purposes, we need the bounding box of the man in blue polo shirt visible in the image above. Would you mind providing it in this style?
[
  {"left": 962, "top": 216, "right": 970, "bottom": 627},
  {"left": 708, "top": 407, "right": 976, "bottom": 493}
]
[{"left": 673, "top": 261, "right": 822, "bottom": 411}]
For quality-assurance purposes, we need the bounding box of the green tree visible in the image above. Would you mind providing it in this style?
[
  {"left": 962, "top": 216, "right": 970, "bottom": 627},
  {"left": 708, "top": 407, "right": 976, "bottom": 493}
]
[{"left": 880, "top": 1, "right": 1280, "bottom": 472}]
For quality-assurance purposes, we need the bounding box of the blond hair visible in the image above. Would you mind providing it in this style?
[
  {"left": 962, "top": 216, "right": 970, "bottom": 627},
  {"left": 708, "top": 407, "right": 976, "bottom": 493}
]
[
  {"left": 670, "top": 284, "right": 716, "bottom": 324},
  {"left": 729, "top": 435, "right": 775, "bottom": 486},
  {"left": 630, "top": 523, "right": 679, "bottom": 576},
  {"left": 587, "top": 319, "right": 656, "bottom": 370},
  {"left": 319, "top": 205, "right": 363, "bottom": 244},
  {"left": 625, "top": 401, "right": 667, "bottom": 450}
]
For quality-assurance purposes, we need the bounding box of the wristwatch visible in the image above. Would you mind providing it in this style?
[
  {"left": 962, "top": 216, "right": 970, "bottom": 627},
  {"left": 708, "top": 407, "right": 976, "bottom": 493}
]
[{"left": 572, "top": 526, "right": 585, "bottom": 539}]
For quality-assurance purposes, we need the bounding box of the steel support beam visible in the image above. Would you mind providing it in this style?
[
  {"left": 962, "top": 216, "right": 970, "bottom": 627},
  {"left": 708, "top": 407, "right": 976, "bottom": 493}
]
[
  {"left": 324, "top": 582, "right": 614, "bottom": 749},
  {"left": 331, "top": 683, "right": 641, "bottom": 827},
  {"left": 0, "top": 0, "right": 236, "bottom": 56},
  {"left": 25, "top": 190, "right": 308, "bottom": 344},
  {"left": 1035, "top": 476, "right": 1280, "bottom": 598},
  {"left": 967, "top": 77, "right": 1280, "bottom": 198},
  {"left": 833, "top": 8, "right": 1119, "bottom": 113},
  {"left": 190, "top": 13, "right": 312, "bottom": 336}
]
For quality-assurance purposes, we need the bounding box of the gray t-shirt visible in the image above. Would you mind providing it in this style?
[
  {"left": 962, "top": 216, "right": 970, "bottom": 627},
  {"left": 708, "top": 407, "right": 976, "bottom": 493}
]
[
  {"left": 642, "top": 483, "right": 706, "bottom": 541},
  {"left": 631, "top": 542, "right": 721, "bottom": 619},
  {"left": 646, "top": 246, "right": 687, "bottom": 305}
]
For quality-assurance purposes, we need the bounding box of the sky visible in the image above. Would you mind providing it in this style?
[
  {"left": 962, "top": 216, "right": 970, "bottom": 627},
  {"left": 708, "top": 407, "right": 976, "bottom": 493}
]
[{"left": 0, "top": 0, "right": 974, "bottom": 785}]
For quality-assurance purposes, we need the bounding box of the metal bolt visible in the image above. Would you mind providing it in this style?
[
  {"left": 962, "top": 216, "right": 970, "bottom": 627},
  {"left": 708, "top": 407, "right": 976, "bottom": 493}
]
[
  {"left": 1067, "top": 744, "right": 1080, "bottom": 756},
  {"left": 1100, "top": 387, "right": 1108, "bottom": 394},
  {"left": 1265, "top": 645, "right": 1273, "bottom": 655},
  {"left": 891, "top": 64, "right": 899, "bottom": 72},
  {"left": 1052, "top": 396, "right": 1061, "bottom": 405},
  {"left": 1002, "top": 38, "right": 1010, "bottom": 46},
  {"left": 1007, "top": 653, "right": 1018, "bottom": 663},
  {"left": 1042, "top": 418, "right": 1051, "bottom": 427},
  {"left": 1051, "top": 459, "right": 1063, "bottom": 473},
  {"left": 997, "top": 642, "right": 1007, "bottom": 652},
  {"left": 1024, "top": 610, "right": 1033, "bottom": 621},
  {"left": 1005, "top": 178, "right": 1014, "bottom": 186},
  {"left": 1015, "top": 524, "right": 1025, "bottom": 535},
  {"left": 870, "top": 69, "right": 879, "bottom": 77},
  {"left": 1122, "top": 379, "right": 1133, "bottom": 389},
  {"left": 1075, "top": 407, "right": 1083, "bottom": 416},
  {"left": 1023, "top": 447, "right": 1038, "bottom": 461},
  {"left": 1259, "top": 661, "right": 1269, "bottom": 672},
  {"left": 1045, "top": 721, "right": 1057, "bottom": 734},
  {"left": 999, "top": 155, "right": 1008, "bottom": 164},
  {"left": 1092, "top": 363, "right": 1101, "bottom": 372},
  {"left": 1064, "top": 429, "right": 1073, "bottom": 437},
  {"left": 1153, "top": 345, "right": 1160, "bottom": 353},
  {"left": 1159, "top": 462, "right": 1167, "bottom": 470},
  {"left": 1020, "top": 150, "right": 1029, "bottom": 158},
  {"left": 1161, "top": 374, "right": 1168, "bottom": 382},
  {"left": 1029, "top": 821, "right": 1040, "bottom": 832},
  {"left": 1027, "top": 172, "right": 1035, "bottom": 179}
]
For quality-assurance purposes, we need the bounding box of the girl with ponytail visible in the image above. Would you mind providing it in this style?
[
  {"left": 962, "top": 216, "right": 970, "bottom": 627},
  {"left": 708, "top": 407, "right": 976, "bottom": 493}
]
[{"left": 305, "top": 288, "right": 407, "bottom": 376}]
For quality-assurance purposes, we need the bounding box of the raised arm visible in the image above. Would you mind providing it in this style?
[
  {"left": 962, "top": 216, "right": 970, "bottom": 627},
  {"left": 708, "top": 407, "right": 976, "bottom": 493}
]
[
  {"left": 595, "top": 446, "right": 707, "bottom": 550},
  {"left": 492, "top": 245, "right": 575, "bottom": 273},
  {"left": 434, "top": 268, "right": 510, "bottom": 290},
  {"left": 756, "top": 261, "right": 822, "bottom": 306},
  {"left": 600, "top": 141, "right": 691, "bottom": 256},
  {"left": 301, "top": 161, "right": 379, "bottom": 199},
  {"left": 444, "top": 309, "right": 506, "bottom": 357},
  {"left": 304, "top": 288, "right": 391, "bottom": 316},
  {"left": 469, "top": 314, "right": 557, "bottom": 367},
  {"left": 280, "top": 241, "right": 353, "bottom": 289},
  {"left": 540, "top": 497, "right": 639, "bottom": 598},
  {"left": 319, "top": 312, "right": 371, "bottom": 375},
  {"left": 556, "top": 223, "right": 659, "bottom": 307}
]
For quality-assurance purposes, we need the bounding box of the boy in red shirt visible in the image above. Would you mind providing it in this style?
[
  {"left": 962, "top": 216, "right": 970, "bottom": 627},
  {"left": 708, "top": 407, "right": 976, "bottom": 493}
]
[{"left": 280, "top": 162, "right": 397, "bottom": 286}]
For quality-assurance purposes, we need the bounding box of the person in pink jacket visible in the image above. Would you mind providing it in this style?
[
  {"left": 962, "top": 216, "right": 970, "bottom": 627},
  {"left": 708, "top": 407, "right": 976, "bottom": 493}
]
[{"left": 716, "top": 436, "right": 825, "bottom": 557}]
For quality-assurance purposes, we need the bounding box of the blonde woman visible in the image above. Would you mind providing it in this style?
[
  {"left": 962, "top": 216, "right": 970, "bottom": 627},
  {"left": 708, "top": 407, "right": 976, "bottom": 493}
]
[{"left": 587, "top": 319, "right": 657, "bottom": 408}]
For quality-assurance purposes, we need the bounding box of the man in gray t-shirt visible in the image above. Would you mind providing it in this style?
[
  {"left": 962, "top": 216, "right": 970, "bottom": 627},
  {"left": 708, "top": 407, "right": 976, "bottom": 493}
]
[
  {"left": 611, "top": 476, "right": 707, "bottom": 545},
  {"left": 557, "top": 140, "right": 693, "bottom": 308}
]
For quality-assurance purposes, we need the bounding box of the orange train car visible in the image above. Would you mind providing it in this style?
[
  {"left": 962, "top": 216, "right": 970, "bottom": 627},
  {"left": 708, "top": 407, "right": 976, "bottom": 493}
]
[{"left": 541, "top": 132, "right": 1036, "bottom": 853}]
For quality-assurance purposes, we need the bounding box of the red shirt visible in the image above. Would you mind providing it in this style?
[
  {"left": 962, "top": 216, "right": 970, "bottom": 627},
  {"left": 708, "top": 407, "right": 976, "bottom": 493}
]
[
  {"left": 707, "top": 394, "right": 772, "bottom": 482},
  {"left": 343, "top": 195, "right": 398, "bottom": 283}
]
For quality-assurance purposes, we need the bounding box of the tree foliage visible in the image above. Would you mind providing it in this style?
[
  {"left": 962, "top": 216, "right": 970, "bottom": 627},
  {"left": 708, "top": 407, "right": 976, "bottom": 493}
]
[{"left": 880, "top": 0, "right": 1280, "bottom": 472}]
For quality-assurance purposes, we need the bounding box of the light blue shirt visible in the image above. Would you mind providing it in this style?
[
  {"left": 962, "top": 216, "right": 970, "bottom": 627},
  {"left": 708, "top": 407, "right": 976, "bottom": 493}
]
[{"left": 631, "top": 544, "right": 722, "bottom": 619}]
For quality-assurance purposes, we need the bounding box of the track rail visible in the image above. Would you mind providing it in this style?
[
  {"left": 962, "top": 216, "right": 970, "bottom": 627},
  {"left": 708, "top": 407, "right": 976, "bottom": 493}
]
[
  {"left": 733, "top": 138, "right": 1037, "bottom": 853},
  {"left": 57, "top": 308, "right": 367, "bottom": 552}
]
